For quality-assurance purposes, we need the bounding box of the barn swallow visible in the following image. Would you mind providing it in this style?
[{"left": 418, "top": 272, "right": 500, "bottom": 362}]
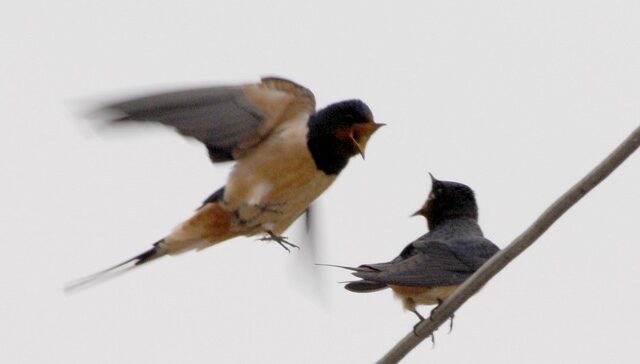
[
  {"left": 331, "top": 175, "right": 499, "bottom": 328},
  {"left": 65, "top": 77, "right": 383, "bottom": 292}
]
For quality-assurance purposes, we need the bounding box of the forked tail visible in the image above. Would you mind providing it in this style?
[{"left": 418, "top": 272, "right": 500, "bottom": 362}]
[
  {"left": 316, "top": 263, "right": 389, "bottom": 293},
  {"left": 64, "top": 240, "right": 167, "bottom": 294}
]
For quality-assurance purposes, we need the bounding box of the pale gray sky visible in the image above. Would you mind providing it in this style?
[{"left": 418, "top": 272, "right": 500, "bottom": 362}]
[{"left": 1, "top": 1, "right": 639, "bottom": 363}]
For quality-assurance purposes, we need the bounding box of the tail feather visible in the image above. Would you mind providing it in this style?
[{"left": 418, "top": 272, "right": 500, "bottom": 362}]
[
  {"left": 316, "top": 263, "right": 388, "bottom": 292},
  {"left": 315, "top": 263, "right": 381, "bottom": 273},
  {"left": 315, "top": 263, "right": 362, "bottom": 272},
  {"left": 64, "top": 240, "right": 167, "bottom": 294},
  {"left": 345, "top": 280, "right": 388, "bottom": 293}
]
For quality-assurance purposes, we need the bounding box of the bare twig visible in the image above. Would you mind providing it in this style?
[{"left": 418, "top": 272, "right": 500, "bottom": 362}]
[{"left": 377, "top": 125, "right": 640, "bottom": 364}]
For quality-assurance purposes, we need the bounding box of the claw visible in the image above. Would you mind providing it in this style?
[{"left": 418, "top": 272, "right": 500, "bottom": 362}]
[
  {"left": 412, "top": 322, "right": 420, "bottom": 337},
  {"left": 258, "top": 231, "right": 300, "bottom": 252}
]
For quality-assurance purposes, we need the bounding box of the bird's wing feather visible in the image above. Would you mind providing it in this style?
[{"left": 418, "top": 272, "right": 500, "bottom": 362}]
[
  {"left": 413, "top": 237, "right": 500, "bottom": 270},
  {"left": 92, "top": 77, "right": 316, "bottom": 162},
  {"left": 354, "top": 239, "right": 498, "bottom": 287}
]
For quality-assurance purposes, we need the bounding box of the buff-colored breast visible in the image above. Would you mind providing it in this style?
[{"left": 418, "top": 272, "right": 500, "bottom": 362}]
[
  {"left": 390, "top": 285, "right": 460, "bottom": 307},
  {"left": 224, "top": 113, "right": 336, "bottom": 235}
]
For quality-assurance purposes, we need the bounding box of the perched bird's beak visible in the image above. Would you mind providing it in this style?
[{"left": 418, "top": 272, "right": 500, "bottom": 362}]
[
  {"left": 351, "top": 122, "right": 385, "bottom": 159},
  {"left": 411, "top": 201, "right": 429, "bottom": 218},
  {"left": 410, "top": 208, "right": 424, "bottom": 218}
]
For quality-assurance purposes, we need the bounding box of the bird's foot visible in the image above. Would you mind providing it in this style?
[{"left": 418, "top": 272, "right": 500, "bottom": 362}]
[
  {"left": 411, "top": 309, "right": 425, "bottom": 337},
  {"left": 411, "top": 309, "right": 436, "bottom": 346},
  {"left": 430, "top": 299, "right": 455, "bottom": 334},
  {"left": 258, "top": 231, "right": 300, "bottom": 253},
  {"left": 412, "top": 322, "right": 436, "bottom": 347},
  {"left": 412, "top": 320, "right": 423, "bottom": 337}
]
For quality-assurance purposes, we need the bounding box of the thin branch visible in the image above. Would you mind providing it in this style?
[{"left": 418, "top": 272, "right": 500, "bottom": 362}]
[{"left": 377, "top": 125, "right": 640, "bottom": 364}]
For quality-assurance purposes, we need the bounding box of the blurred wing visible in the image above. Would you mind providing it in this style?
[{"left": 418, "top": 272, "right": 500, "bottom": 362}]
[
  {"left": 287, "top": 203, "right": 329, "bottom": 305},
  {"left": 304, "top": 205, "right": 313, "bottom": 234},
  {"left": 92, "top": 77, "right": 316, "bottom": 162},
  {"left": 302, "top": 203, "right": 320, "bottom": 265},
  {"left": 354, "top": 241, "right": 485, "bottom": 287}
]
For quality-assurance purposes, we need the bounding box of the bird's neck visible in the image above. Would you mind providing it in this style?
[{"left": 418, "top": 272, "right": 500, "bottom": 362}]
[
  {"left": 306, "top": 116, "right": 351, "bottom": 176},
  {"left": 428, "top": 215, "right": 480, "bottom": 233}
]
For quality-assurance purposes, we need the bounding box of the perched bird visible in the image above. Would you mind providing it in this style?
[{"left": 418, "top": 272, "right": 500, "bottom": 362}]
[
  {"left": 66, "top": 77, "right": 383, "bottom": 292},
  {"left": 333, "top": 175, "right": 499, "bottom": 323}
]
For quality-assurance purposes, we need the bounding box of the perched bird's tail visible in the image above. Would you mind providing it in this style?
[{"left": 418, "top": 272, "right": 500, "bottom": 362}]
[
  {"left": 64, "top": 240, "right": 168, "bottom": 294},
  {"left": 344, "top": 280, "right": 388, "bottom": 292},
  {"left": 316, "top": 263, "right": 389, "bottom": 293}
]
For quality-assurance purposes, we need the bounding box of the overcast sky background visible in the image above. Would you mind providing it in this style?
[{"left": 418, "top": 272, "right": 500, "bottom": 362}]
[{"left": 2, "top": 1, "right": 640, "bottom": 363}]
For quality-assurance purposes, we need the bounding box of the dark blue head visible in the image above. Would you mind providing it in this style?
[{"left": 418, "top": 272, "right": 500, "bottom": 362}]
[
  {"left": 311, "top": 99, "right": 373, "bottom": 127},
  {"left": 307, "top": 100, "right": 383, "bottom": 175},
  {"left": 413, "top": 174, "right": 479, "bottom": 229}
]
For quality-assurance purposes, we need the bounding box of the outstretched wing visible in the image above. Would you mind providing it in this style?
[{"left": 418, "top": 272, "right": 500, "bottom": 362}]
[
  {"left": 91, "top": 77, "right": 316, "bottom": 162},
  {"left": 353, "top": 240, "right": 498, "bottom": 287}
]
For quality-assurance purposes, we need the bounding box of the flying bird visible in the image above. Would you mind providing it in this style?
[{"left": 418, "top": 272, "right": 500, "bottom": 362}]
[
  {"left": 331, "top": 175, "right": 499, "bottom": 325},
  {"left": 66, "top": 77, "right": 383, "bottom": 292}
]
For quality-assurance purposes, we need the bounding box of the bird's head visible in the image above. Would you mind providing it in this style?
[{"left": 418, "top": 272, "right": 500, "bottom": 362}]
[
  {"left": 307, "top": 100, "right": 384, "bottom": 174},
  {"left": 412, "top": 173, "right": 478, "bottom": 229}
]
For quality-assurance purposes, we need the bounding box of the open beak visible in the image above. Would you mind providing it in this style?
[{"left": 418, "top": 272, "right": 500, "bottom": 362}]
[{"left": 351, "top": 122, "right": 385, "bottom": 159}]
